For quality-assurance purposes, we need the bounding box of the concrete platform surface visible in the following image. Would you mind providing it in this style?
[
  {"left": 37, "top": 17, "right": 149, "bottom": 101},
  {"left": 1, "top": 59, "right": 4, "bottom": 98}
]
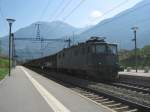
[
  {"left": 0, "top": 66, "right": 113, "bottom": 112},
  {"left": 119, "top": 70, "right": 150, "bottom": 77}
]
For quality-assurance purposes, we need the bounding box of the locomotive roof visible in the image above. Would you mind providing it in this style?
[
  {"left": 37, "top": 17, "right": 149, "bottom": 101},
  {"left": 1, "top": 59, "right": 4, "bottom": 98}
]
[
  {"left": 59, "top": 39, "right": 117, "bottom": 53},
  {"left": 62, "top": 37, "right": 117, "bottom": 50},
  {"left": 86, "top": 36, "right": 106, "bottom": 43}
]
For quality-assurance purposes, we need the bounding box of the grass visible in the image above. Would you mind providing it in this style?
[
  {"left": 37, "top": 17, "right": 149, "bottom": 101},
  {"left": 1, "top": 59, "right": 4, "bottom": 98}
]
[
  {"left": 0, "top": 57, "right": 9, "bottom": 80},
  {"left": 0, "top": 68, "right": 8, "bottom": 80}
]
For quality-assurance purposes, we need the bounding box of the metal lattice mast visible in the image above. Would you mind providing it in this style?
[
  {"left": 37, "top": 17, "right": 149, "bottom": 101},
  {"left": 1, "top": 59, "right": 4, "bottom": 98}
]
[{"left": 35, "top": 23, "right": 44, "bottom": 57}]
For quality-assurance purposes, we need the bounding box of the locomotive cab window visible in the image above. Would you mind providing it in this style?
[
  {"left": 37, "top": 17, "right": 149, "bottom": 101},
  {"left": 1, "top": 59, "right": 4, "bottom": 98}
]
[
  {"left": 96, "top": 44, "right": 106, "bottom": 53},
  {"left": 87, "top": 46, "right": 90, "bottom": 53},
  {"left": 92, "top": 45, "right": 96, "bottom": 53},
  {"left": 108, "top": 44, "right": 117, "bottom": 54}
]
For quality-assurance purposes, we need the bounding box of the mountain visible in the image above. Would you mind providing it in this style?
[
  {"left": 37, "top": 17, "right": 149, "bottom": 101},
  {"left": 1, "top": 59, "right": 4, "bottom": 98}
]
[
  {"left": 76, "top": 0, "right": 150, "bottom": 49},
  {"left": 11, "top": 21, "right": 79, "bottom": 38},
  {"left": 1, "top": 0, "right": 150, "bottom": 60},
  {"left": 76, "top": 25, "right": 94, "bottom": 34},
  {"left": 0, "top": 21, "right": 81, "bottom": 60}
]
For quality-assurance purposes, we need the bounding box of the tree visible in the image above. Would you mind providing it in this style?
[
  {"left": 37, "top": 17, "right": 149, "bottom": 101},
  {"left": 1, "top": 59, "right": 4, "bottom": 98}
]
[
  {"left": 141, "top": 45, "right": 150, "bottom": 58},
  {"left": 119, "top": 45, "right": 150, "bottom": 68},
  {"left": 0, "top": 39, "right": 1, "bottom": 54}
]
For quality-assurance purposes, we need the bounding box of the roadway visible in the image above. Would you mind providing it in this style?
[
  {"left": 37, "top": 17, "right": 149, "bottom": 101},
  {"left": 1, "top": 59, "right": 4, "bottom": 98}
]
[{"left": 0, "top": 66, "right": 113, "bottom": 112}]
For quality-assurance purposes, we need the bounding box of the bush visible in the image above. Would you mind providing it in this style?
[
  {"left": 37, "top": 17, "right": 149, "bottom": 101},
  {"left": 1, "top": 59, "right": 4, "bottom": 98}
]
[
  {"left": 144, "top": 66, "right": 149, "bottom": 73},
  {"left": 127, "top": 67, "right": 132, "bottom": 72}
]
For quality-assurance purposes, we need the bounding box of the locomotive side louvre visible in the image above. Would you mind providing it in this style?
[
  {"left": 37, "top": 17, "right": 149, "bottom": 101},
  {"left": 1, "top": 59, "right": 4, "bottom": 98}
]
[
  {"left": 57, "top": 44, "right": 89, "bottom": 71},
  {"left": 49, "top": 54, "right": 57, "bottom": 70},
  {"left": 38, "top": 54, "right": 57, "bottom": 71}
]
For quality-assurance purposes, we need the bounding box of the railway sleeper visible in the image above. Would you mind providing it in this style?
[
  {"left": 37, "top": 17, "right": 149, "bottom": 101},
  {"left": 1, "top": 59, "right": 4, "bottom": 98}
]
[
  {"left": 97, "top": 98, "right": 109, "bottom": 102},
  {"left": 113, "top": 106, "right": 129, "bottom": 111},
  {"left": 144, "top": 93, "right": 149, "bottom": 96},
  {"left": 78, "top": 91, "right": 91, "bottom": 94},
  {"left": 78, "top": 91, "right": 88, "bottom": 93},
  {"left": 84, "top": 95, "right": 98, "bottom": 99},
  {"left": 107, "top": 103, "right": 122, "bottom": 107},
  {"left": 102, "top": 100, "right": 115, "bottom": 104},
  {"left": 123, "top": 109, "right": 138, "bottom": 112},
  {"left": 91, "top": 97, "right": 104, "bottom": 101},
  {"left": 138, "top": 92, "right": 144, "bottom": 94},
  {"left": 85, "top": 93, "right": 100, "bottom": 97}
]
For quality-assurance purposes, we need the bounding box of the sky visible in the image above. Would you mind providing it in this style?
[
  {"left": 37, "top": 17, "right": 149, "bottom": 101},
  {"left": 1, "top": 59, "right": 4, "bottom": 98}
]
[{"left": 0, "top": 0, "right": 143, "bottom": 37}]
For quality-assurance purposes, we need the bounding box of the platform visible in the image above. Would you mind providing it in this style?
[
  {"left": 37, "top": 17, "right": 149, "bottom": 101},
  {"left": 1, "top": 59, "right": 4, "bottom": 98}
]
[
  {"left": 119, "top": 70, "right": 150, "bottom": 87},
  {"left": 119, "top": 70, "right": 150, "bottom": 77},
  {"left": 0, "top": 66, "right": 113, "bottom": 112}
]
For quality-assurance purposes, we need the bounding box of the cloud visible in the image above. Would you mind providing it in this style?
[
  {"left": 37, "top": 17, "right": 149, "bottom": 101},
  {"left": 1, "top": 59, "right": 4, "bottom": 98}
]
[
  {"left": 90, "top": 10, "right": 103, "bottom": 18},
  {"left": 88, "top": 10, "right": 103, "bottom": 25}
]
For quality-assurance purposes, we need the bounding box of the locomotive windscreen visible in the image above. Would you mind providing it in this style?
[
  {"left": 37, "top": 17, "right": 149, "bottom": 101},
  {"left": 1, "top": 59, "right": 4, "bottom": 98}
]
[
  {"left": 108, "top": 44, "right": 117, "bottom": 54},
  {"left": 95, "top": 45, "right": 106, "bottom": 53}
]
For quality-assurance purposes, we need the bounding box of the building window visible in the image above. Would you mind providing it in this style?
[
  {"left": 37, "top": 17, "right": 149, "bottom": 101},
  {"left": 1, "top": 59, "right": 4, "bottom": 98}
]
[{"left": 92, "top": 45, "right": 95, "bottom": 53}]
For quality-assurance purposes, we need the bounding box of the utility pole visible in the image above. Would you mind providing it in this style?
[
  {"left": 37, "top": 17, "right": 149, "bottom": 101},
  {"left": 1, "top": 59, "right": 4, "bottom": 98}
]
[
  {"left": 35, "top": 23, "right": 41, "bottom": 39},
  {"left": 11, "top": 33, "right": 17, "bottom": 67},
  {"left": 6, "top": 18, "right": 15, "bottom": 76},
  {"left": 66, "top": 38, "right": 71, "bottom": 48},
  {"left": 72, "top": 32, "right": 74, "bottom": 45},
  {"left": 35, "top": 23, "right": 44, "bottom": 57},
  {"left": 0, "top": 39, "right": 1, "bottom": 55},
  {"left": 11, "top": 33, "right": 15, "bottom": 68},
  {"left": 40, "top": 38, "right": 44, "bottom": 57},
  {"left": 131, "top": 26, "right": 138, "bottom": 73}
]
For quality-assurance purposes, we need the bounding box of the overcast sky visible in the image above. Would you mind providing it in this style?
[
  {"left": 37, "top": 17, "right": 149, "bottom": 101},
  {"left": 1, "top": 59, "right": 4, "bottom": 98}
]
[{"left": 0, "top": 0, "right": 142, "bottom": 37}]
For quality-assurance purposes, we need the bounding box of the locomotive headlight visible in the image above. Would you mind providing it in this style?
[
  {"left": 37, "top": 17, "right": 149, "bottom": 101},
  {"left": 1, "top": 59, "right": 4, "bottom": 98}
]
[
  {"left": 99, "top": 62, "right": 102, "bottom": 65},
  {"left": 115, "top": 63, "right": 119, "bottom": 65}
]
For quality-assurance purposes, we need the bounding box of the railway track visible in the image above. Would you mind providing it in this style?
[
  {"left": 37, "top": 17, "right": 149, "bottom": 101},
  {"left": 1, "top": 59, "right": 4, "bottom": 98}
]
[
  {"left": 111, "top": 82, "right": 150, "bottom": 95},
  {"left": 42, "top": 75, "right": 139, "bottom": 112},
  {"left": 28, "top": 67, "right": 150, "bottom": 112},
  {"left": 71, "top": 87, "right": 139, "bottom": 112},
  {"left": 51, "top": 77, "right": 145, "bottom": 112}
]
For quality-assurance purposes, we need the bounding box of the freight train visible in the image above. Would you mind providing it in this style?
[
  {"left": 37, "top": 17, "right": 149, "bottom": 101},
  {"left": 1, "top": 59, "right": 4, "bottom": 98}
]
[{"left": 24, "top": 37, "right": 120, "bottom": 81}]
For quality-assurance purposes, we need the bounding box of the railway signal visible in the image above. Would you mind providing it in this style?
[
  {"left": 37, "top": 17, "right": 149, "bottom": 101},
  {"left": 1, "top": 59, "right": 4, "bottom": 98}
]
[{"left": 131, "top": 26, "right": 139, "bottom": 73}]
